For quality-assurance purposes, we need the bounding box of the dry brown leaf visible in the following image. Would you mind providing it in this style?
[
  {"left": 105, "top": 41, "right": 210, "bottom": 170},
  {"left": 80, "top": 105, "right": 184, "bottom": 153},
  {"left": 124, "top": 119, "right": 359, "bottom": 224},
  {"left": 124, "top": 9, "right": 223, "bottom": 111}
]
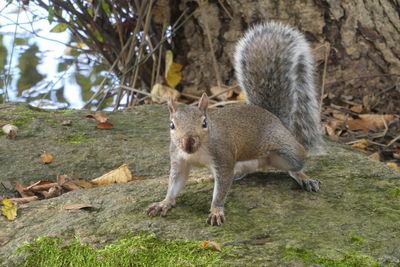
[
  {"left": 351, "top": 139, "right": 368, "bottom": 151},
  {"left": 350, "top": 105, "right": 363, "bottom": 113},
  {"left": 393, "top": 152, "right": 400, "bottom": 160},
  {"left": 151, "top": 83, "right": 180, "bottom": 103},
  {"left": 72, "top": 179, "right": 94, "bottom": 189},
  {"left": 347, "top": 114, "right": 395, "bottom": 132},
  {"left": 8, "top": 196, "right": 39, "bottom": 204},
  {"left": 92, "top": 164, "right": 133, "bottom": 186},
  {"left": 200, "top": 241, "right": 222, "bottom": 252},
  {"left": 28, "top": 182, "right": 59, "bottom": 192},
  {"left": 15, "top": 182, "right": 34, "bottom": 197},
  {"left": 369, "top": 152, "right": 380, "bottom": 161},
  {"left": 64, "top": 204, "right": 94, "bottom": 210},
  {"left": 2, "top": 124, "right": 18, "bottom": 139},
  {"left": 40, "top": 153, "right": 53, "bottom": 164},
  {"left": 42, "top": 186, "right": 62, "bottom": 199},
  {"left": 86, "top": 114, "right": 108, "bottom": 123},
  {"left": 61, "top": 181, "right": 81, "bottom": 191},
  {"left": 386, "top": 162, "right": 400, "bottom": 171},
  {"left": 325, "top": 119, "right": 343, "bottom": 137},
  {"left": 96, "top": 122, "right": 114, "bottom": 129},
  {"left": 26, "top": 180, "right": 54, "bottom": 190}
]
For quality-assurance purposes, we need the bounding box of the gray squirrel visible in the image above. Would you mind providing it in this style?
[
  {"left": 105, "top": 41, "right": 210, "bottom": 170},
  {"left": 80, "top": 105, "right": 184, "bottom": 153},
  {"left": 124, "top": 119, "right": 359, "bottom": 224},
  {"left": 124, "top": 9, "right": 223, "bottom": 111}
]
[{"left": 146, "top": 22, "right": 323, "bottom": 226}]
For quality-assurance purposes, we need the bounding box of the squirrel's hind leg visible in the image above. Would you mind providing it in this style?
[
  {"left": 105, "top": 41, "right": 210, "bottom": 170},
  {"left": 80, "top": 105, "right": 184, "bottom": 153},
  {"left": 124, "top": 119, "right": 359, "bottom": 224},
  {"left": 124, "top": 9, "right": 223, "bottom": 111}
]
[{"left": 268, "top": 152, "right": 320, "bottom": 192}]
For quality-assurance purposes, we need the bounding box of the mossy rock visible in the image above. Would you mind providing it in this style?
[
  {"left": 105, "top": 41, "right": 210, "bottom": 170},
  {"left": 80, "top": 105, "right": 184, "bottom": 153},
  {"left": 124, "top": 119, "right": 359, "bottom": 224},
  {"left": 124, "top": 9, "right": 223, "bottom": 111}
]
[{"left": 0, "top": 103, "right": 399, "bottom": 266}]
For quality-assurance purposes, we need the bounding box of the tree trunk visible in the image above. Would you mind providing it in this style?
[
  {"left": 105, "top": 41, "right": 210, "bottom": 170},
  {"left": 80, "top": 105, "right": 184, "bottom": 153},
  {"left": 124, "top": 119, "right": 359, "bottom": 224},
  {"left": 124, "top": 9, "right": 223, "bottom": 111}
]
[{"left": 173, "top": 0, "right": 400, "bottom": 112}]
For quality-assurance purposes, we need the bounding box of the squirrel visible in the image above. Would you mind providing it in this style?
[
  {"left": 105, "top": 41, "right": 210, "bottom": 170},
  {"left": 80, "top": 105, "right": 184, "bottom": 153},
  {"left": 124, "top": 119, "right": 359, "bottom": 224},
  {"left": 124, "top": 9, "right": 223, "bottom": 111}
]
[{"left": 146, "top": 22, "right": 323, "bottom": 226}]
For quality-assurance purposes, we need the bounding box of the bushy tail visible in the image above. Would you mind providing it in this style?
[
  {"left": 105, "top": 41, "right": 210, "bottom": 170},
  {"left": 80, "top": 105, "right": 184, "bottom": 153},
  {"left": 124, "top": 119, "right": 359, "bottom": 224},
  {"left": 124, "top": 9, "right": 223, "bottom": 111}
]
[{"left": 234, "top": 22, "right": 323, "bottom": 152}]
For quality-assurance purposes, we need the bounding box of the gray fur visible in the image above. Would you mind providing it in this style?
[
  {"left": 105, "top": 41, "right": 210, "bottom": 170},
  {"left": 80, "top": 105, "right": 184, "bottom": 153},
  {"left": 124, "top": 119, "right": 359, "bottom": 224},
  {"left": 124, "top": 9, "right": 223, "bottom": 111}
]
[{"left": 234, "top": 22, "right": 323, "bottom": 151}]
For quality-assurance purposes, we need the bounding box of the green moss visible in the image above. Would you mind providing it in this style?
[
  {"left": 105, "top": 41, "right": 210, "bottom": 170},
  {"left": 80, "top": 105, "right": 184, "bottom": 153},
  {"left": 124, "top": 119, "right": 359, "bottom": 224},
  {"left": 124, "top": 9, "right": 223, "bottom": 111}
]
[
  {"left": 15, "top": 234, "right": 226, "bottom": 267},
  {"left": 284, "top": 248, "right": 384, "bottom": 267},
  {"left": 11, "top": 117, "right": 32, "bottom": 126},
  {"left": 59, "top": 134, "right": 91, "bottom": 144},
  {"left": 388, "top": 187, "right": 400, "bottom": 199}
]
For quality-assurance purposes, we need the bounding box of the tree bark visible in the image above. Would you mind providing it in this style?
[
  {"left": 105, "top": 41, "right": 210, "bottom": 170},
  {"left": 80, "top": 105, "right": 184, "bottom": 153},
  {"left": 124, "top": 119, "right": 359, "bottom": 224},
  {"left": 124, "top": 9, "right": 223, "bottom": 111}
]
[{"left": 173, "top": 0, "right": 400, "bottom": 112}]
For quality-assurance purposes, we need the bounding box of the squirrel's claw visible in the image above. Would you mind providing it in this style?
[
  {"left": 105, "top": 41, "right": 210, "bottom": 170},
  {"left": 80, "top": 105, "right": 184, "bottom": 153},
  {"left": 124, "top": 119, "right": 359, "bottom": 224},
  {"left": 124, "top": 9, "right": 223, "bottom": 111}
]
[
  {"left": 207, "top": 207, "right": 225, "bottom": 226},
  {"left": 146, "top": 201, "right": 174, "bottom": 217},
  {"left": 301, "top": 178, "right": 320, "bottom": 192}
]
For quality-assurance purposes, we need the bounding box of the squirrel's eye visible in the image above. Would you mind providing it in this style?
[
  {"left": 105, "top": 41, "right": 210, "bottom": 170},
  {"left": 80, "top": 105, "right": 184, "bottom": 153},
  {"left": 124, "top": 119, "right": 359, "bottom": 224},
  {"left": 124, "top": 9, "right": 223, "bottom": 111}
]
[
  {"left": 169, "top": 121, "right": 175, "bottom": 130},
  {"left": 202, "top": 118, "right": 208, "bottom": 128}
]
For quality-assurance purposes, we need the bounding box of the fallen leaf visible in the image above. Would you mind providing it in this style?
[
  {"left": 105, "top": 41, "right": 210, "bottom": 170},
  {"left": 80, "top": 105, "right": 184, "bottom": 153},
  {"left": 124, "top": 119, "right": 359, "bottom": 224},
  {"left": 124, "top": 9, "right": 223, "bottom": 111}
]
[
  {"left": 27, "top": 182, "right": 58, "bottom": 192},
  {"left": 26, "top": 180, "right": 53, "bottom": 190},
  {"left": 96, "top": 122, "right": 114, "bottom": 129},
  {"left": 393, "top": 152, "right": 400, "bottom": 160},
  {"left": 350, "top": 105, "right": 363, "bottom": 113},
  {"left": 351, "top": 139, "right": 368, "bottom": 151},
  {"left": 369, "top": 152, "right": 380, "bottom": 161},
  {"left": 61, "top": 181, "right": 81, "bottom": 191},
  {"left": 92, "top": 164, "right": 133, "bottom": 186},
  {"left": 40, "top": 153, "right": 53, "bottom": 164},
  {"left": 72, "top": 179, "right": 94, "bottom": 189},
  {"left": 165, "top": 50, "right": 183, "bottom": 88},
  {"left": 64, "top": 204, "right": 94, "bottom": 210},
  {"left": 386, "top": 162, "right": 400, "bottom": 171},
  {"left": 41, "top": 186, "right": 62, "bottom": 199},
  {"left": 201, "top": 241, "right": 209, "bottom": 247},
  {"left": 15, "top": 182, "right": 34, "bottom": 197},
  {"left": 86, "top": 114, "right": 108, "bottom": 123},
  {"left": 236, "top": 92, "right": 246, "bottom": 101},
  {"left": 151, "top": 83, "right": 180, "bottom": 103},
  {"left": 8, "top": 196, "right": 39, "bottom": 204},
  {"left": 2, "top": 124, "right": 18, "bottom": 139},
  {"left": 200, "top": 241, "right": 222, "bottom": 252},
  {"left": 1, "top": 199, "right": 17, "bottom": 221},
  {"left": 347, "top": 114, "right": 395, "bottom": 132}
]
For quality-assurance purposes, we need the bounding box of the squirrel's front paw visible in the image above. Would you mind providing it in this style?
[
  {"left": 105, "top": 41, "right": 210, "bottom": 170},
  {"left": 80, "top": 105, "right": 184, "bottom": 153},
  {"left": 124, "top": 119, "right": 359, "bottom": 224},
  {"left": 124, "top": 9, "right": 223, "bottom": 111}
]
[
  {"left": 146, "top": 200, "right": 175, "bottom": 217},
  {"left": 206, "top": 207, "right": 225, "bottom": 226}
]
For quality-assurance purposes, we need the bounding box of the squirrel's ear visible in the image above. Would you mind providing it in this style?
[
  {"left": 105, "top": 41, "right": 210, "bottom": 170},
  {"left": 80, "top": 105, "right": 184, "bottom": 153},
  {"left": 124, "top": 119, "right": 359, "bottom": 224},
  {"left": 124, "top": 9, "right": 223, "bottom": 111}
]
[
  {"left": 198, "top": 92, "right": 209, "bottom": 114},
  {"left": 168, "top": 97, "right": 176, "bottom": 114}
]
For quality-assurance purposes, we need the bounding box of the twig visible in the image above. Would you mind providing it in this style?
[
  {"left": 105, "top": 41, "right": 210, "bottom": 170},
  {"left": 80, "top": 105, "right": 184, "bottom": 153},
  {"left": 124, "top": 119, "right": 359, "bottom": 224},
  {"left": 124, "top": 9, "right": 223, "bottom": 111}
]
[
  {"left": 217, "top": 0, "right": 233, "bottom": 19},
  {"left": 320, "top": 43, "right": 330, "bottom": 109},
  {"left": 386, "top": 134, "right": 400, "bottom": 147},
  {"left": 119, "top": 85, "right": 168, "bottom": 101}
]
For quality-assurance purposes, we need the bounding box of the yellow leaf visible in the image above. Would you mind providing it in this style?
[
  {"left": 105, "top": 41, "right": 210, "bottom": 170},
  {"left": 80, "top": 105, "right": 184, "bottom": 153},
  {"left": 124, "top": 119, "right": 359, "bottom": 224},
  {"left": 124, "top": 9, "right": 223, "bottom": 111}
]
[
  {"left": 237, "top": 92, "right": 246, "bottom": 101},
  {"left": 351, "top": 139, "right": 368, "bottom": 151},
  {"left": 1, "top": 199, "right": 17, "bottom": 221},
  {"left": 40, "top": 153, "right": 53, "bottom": 164},
  {"left": 386, "top": 162, "right": 400, "bottom": 171},
  {"left": 165, "top": 50, "right": 183, "bottom": 88},
  {"left": 91, "top": 164, "right": 133, "bottom": 186}
]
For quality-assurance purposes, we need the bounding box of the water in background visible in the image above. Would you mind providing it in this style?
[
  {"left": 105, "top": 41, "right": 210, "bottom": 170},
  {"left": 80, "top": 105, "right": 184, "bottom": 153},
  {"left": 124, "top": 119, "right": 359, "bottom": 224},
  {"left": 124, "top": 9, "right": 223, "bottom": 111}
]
[{"left": 0, "top": 2, "right": 109, "bottom": 109}]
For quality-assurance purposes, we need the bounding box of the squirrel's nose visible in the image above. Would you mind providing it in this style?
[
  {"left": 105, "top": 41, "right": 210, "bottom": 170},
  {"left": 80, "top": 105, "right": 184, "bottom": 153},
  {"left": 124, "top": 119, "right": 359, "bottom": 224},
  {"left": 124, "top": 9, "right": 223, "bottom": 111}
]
[{"left": 182, "top": 134, "right": 200, "bottom": 154}]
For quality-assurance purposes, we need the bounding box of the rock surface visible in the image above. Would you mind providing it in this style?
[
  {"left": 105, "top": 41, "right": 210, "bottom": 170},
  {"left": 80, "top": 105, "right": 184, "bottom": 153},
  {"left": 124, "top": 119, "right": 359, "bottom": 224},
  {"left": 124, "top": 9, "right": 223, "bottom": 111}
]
[{"left": 0, "top": 103, "right": 400, "bottom": 265}]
